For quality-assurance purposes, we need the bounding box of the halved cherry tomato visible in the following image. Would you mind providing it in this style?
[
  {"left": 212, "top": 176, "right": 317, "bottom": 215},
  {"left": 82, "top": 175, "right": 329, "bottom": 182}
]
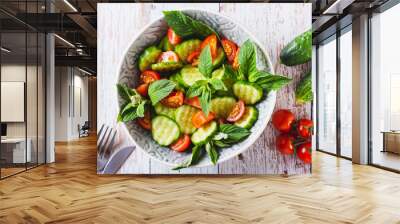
[
  {"left": 221, "top": 38, "right": 238, "bottom": 63},
  {"left": 227, "top": 100, "right": 245, "bottom": 122},
  {"left": 187, "top": 50, "right": 200, "bottom": 65},
  {"left": 161, "top": 91, "right": 184, "bottom": 108},
  {"left": 140, "top": 70, "right": 160, "bottom": 84},
  {"left": 192, "top": 111, "right": 215, "bottom": 128},
  {"left": 200, "top": 34, "right": 218, "bottom": 58},
  {"left": 136, "top": 83, "right": 149, "bottom": 97},
  {"left": 184, "top": 96, "right": 201, "bottom": 109},
  {"left": 272, "top": 109, "right": 295, "bottom": 133},
  {"left": 167, "top": 27, "right": 182, "bottom": 45},
  {"left": 170, "top": 134, "right": 191, "bottom": 152},
  {"left": 137, "top": 110, "right": 151, "bottom": 130},
  {"left": 232, "top": 47, "right": 240, "bottom": 69},
  {"left": 218, "top": 118, "right": 227, "bottom": 125},
  {"left": 276, "top": 134, "right": 295, "bottom": 155},
  {"left": 158, "top": 51, "right": 180, "bottom": 63},
  {"left": 297, "top": 119, "right": 313, "bottom": 139},
  {"left": 296, "top": 141, "right": 312, "bottom": 164}
]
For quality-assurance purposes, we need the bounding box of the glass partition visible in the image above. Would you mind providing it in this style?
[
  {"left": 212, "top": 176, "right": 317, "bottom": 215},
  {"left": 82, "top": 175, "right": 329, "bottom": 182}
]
[{"left": 317, "top": 36, "right": 337, "bottom": 154}]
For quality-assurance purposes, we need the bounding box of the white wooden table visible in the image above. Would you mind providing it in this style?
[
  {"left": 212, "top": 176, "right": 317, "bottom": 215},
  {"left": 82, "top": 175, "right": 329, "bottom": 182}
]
[{"left": 98, "top": 3, "right": 311, "bottom": 175}]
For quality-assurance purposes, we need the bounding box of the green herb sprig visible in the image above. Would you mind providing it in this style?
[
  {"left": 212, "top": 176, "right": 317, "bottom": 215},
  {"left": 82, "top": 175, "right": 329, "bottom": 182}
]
[{"left": 117, "top": 84, "right": 147, "bottom": 122}]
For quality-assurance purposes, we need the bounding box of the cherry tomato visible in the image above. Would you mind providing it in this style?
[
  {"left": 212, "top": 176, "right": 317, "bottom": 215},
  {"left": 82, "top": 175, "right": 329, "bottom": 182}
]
[
  {"left": 192, "top": 111, "right": 215, "bottom": 128},
  {"left": 161, "top": 91, "right": 184, "bottom": 108},
  {"left": 184, "top": 96, "right": 201, "bottom": 109},
  {"left": 226, "top": 100, "right": 245, "bottom": 122},
  {"left": 218, "top": 118, "right": 227, "bottom": 125},
  {"left": 201, "top": 34, "right": 218, "bottom": 58},
  {"left": 276, "top": 134, "right": 295, "bottom": 155},
  {"left": 137, "top": 110, "right": 151, "bottom": 130},
  {"left": 296, "top": 141, "right": 312, "bottom": 164},
  {"left": 167, "top": 27, "right": 182, "bottom": 45},
  {"left": 187, "top": 50, "right": 200, "bottom": 65},
  {"left": 170, "top": 134, "right": 191, "bottom": 152},
  {"left": 136, "top": 83, "right": 149, "bottom": 97},
  {"left": 232, "top": 47, "right": 240, "bottom": 70},
  {"left": 158, "top": 51, "right": 180, "bottom": 63},
  {"left": 140, "top": 70, "right": 160, "bottom": 84},
  {"left": 272, "top": 109, "right": 295, "bottom": 133},
  {"left": 221, "top": 38, "right": 238, "bottom": 63},
  {"left": 297, "top": 119, "right": 313, "bottom": 139}
]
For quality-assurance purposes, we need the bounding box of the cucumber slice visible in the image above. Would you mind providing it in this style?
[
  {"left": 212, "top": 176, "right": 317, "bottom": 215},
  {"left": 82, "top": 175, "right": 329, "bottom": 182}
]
[
  {"left": 210, "top": 97, "right": 237, "bottom": 118},
  {"left": 212, "top": 67, "right": 235, "bottom": 96},
  {"left": 234, "top": 106, "right": 258, "bottom": 129},
  {"left": 151, "top": 115, "right": 180, "bottom": 146},
  {"left": 138, "top": 46, "right": 162, "bottom": 72},
  {"left": 175, "top": 39, "right": 202, "bottom": 63},
  {"left": 233, "top": 81, "right": 263, "bottom": 105},
  {"left": 180, "top": 65, "right": 206, "bottom": 87},
  {"left": 154, "top": 103, "right": 176, "bottom": 120},
  {"left": 158, "top": 36, "right": 174, "bottom": 51},
  {"left": 191, "top": 121, "right": 218, "bottom": 145},
  {"left": 175, "top": 105, "right": 199, "bottom": 134},
  {"left": 169, "top": 72, "right": 186, "bottom": 92},
  {"left": 151, "top": 61, "right": 183, "bottom": 72},
  {"left": 212, "top": 47, "right": 225, "bottom": 69}
]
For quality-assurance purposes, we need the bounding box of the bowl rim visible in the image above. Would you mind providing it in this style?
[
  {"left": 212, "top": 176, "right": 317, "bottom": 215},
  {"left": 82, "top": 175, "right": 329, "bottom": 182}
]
[{"left": 116, "top": 8, "right": 276, "bottom": 168}]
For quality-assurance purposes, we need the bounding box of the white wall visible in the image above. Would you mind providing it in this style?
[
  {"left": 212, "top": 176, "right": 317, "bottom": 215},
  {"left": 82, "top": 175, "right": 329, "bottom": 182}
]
[{"left": 54, "top": 67, "right": 89, "bottom": 141}]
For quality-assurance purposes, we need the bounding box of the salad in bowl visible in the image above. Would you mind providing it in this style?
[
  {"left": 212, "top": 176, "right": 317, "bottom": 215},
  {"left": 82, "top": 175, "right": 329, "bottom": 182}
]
[{"left": 117, "top": 10, "right": 291, "bottom": 169}]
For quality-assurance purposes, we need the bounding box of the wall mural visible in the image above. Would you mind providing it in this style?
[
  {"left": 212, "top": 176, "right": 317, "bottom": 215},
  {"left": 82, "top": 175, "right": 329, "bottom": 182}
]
[{"left": 97, "top": 3, "right": 312, "bottom": 175}]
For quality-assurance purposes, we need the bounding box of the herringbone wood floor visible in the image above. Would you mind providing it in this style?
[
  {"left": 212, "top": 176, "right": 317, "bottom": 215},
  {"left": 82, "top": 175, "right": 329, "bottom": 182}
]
[{"left": 1, "top": 135, "right": 400, "bottom": 224}]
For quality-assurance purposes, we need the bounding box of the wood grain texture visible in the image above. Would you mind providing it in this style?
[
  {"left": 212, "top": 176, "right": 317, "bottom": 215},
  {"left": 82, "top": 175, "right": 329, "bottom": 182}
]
[
  {"left": 1, "top": 136, "right": 400, "bottom": 223},
  {"left": 97, "top": 3, "right": 311, "bottom": 174}
]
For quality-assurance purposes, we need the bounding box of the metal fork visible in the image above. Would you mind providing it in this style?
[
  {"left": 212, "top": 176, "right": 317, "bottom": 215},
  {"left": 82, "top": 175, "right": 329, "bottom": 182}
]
[{"left": 97, "top": 124, "right": 117, "bottom": 172}]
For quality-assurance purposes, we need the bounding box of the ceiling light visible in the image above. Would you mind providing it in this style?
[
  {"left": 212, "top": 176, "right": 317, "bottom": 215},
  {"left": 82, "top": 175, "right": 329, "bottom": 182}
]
[
  {"left": 1, "top": 47, "right": 11, "bottom": 53},
  {"left": 78, "top": 67, "right": 92, "bottom": 76},
  {"left": 63, "top": 0, "right": 78, "bottom": 12},
  {"left": 54, "top": 34, "right": 75, "bottom": 48}
]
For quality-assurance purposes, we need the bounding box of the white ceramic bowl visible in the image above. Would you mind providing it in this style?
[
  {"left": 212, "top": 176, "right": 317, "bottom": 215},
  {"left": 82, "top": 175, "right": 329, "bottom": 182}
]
[{"left": 118, "top": 9, "right": 275, "bottom": 167}]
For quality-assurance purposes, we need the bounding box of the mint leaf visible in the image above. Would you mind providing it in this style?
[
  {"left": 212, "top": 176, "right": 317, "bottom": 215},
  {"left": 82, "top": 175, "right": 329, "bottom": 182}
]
[
  {"left": 249, "top": 71, "right": 291, "bottom": 91},
  {"left": 205, "top": 142, "right": 219, "bottom": 165},
  {"left": 186, "top": 80, "right": 208, "bottom": 98},
  {"left": 213, "top": 124, "right": 251, "bottom": 147},
  {"left": 173, "top": 144, "right": 204, "bottom": 170},
  {"left": 209, "top": 78, "right": 226, "bottom": 91},
  {"left": 238, "top": 40, "right": 257, "bottom": 79},
  {"left": 163, "top": 11, "right": 218, "bottom": 39},
  {"left": 117, "top": 84, "right": 135, "bottom": 101},
  {"left": 136, "top": 101, "right": 146, "bottom": 117},
  {"left": 148, "top": 79, "right": 176, "bottom": 105},
  {"left": 199, "top": 45, "right": 213, "bottom": 78},
  {"left": 199, "top": 87, "right": 212, "bottom": 116}
]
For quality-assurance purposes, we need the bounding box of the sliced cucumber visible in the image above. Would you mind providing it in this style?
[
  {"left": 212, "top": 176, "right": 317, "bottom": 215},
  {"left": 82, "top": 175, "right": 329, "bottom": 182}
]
[
  {"left": 154, "top": 103, "right": 176, "bottom": 120},
  {"left": 191, "top": 121, "right": 218, "bottom": 145},
  {"left": 212, "top": 67, "right": 235, "bottom": 96},
  {"left": 212, "top": 47, "right": 225, "bottom": 69},
  {"left": 138, "top": 46, "right": 161, "bottom": 72},
  {"left": 151, "top": 61, "right": 183, "bottom": 72},
  {"left": 169, "top": 72, "right": 186, "bottom": 92},
  {"left": 234, "top": 106, "right": 258, "bottom": 129},
  {"left": 151, "top": 115, "right": 180, "bottom": 146},
  {"left": 233, "top": 81, "right": 263, "bottom": 105},
  {"left": 175, "top": 39, "right": 202, "bottom": 63},
  {"left": 210, "top": 97, "right": 237, "bottom": 118},
  {"left": 175, "top": 105, "right": 199, "bottom": 134},
  {"left": 180, "top": 65, "right": 206, "bottom": 87},
  {"left": 158, "top": 36, "right": 174, "bottom": 51}
]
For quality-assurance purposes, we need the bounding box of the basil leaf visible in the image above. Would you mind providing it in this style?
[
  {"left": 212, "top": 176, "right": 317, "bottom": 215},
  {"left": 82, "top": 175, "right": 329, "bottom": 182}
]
[
  {"left": 199, "top": 87, "right": 212, "bottom": 116},
  {"left": 209, "top": 78, "right": 227, "bottom": 91},
  {"left": 121, "top": 103, "right": 134, "bottom": 115},
  {"left": 163, "top": 11, "right": 218, "bottom": 39},
  {"left": 238, "top": 40, "right": 257, "bottom": 79},
  {"left": 199, "top": 45, "right": 213, "bottom": 78},
  {"left": 213, "top": 140, "right": 231, "bottom": 148},
  {"left": 136, "top": 101, "right": 146, "bottom": 117},
  {"left": 249, "top": 71, "right": 291, "bottom": 91},
  {"left": 121, "top": 106, "right": 140, "bottom": 122},
  {"left": 173, "top": 144, "right": 204, "bottom": 170},
  {"left": 215, "top": 124, "right": 251, "bottom": 146},
  {"left": 148, "top": 79, "right": 176, "bottom": 105},
  {"left": 117, "top": 84, "right": 135, "bottom": 101},
  {"left": 186, "top": 80, "right": 208, "bottom": 98},
  {"left": 224, "top": 65, "right": 240, "bottom": 81},
  {"left": 205, "top": 142, "right": 219, "bottom": 165}
]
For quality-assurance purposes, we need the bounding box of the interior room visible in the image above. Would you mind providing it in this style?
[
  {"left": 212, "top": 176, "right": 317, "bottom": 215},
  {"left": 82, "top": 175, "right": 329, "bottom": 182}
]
[{"left": 0, "top": 0, "right": 400, "bottom": 223}]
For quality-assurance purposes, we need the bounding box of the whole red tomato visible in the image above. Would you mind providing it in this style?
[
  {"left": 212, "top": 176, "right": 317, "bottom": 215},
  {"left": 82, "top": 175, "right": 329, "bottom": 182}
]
[
  {"left": 297, "top": 119, "right": 313, "bottom": 138},
  {"left": 296, "top": 141, "right": 312, "bottom": 164},
  {"left": 276, "top": 134, "right": 295, "bottom": 155},
  {"left": 272, "top": 109, "right": 295, "bottom": 133}
]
